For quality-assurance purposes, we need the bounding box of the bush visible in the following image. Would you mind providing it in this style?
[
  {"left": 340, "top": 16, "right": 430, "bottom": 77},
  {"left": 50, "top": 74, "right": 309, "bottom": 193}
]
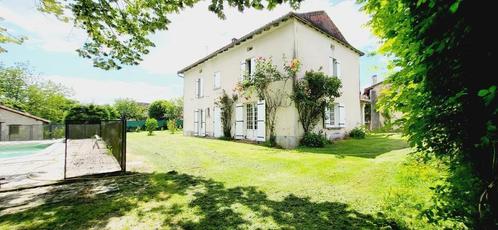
[
  {"left": 300, "top": 132, "right": 328, "bottom": 147},
  {"left": 349, "top": 127, "right": 366, "bottom": 139},
  {"left": 167, "top": 119, "right": 177, "bottom": 134},
  {"left": 145, "top": 118, "right": 158, "bottom": 136}
]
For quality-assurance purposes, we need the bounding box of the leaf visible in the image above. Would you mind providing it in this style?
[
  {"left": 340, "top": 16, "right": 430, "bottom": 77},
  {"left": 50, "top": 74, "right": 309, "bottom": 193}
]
[{"left": 449, "top": 0, "right": 461, "bottom": 13}]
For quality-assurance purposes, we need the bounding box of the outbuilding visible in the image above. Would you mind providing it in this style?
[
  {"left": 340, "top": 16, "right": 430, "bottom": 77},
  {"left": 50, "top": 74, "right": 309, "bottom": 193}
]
[{"left": 0, "top": 104, "right": 50, "bottom": 141}]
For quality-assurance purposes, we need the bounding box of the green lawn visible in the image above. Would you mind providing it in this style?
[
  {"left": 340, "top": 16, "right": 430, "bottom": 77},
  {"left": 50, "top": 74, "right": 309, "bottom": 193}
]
[{"left": 0, "top": 132, "right": 443, "bottom": 229}]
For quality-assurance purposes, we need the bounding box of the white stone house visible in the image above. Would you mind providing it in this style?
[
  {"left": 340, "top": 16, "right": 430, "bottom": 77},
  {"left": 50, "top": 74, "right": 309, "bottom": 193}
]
[
  {"left": 0, "top": 104, "right": 50, "bottom": 141},
  {"left": 179, "top": 11, "right": 364, "bottom": 148}
]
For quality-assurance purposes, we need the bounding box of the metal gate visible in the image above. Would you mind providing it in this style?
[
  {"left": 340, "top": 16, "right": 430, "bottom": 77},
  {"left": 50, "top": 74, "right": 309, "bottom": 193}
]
[{"left": 64, "top": 118, "right": 126, "bottom": 179}]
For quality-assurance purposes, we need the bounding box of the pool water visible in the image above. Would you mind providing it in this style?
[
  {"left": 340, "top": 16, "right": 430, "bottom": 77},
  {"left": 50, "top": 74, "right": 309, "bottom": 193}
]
[{"left": 0, "top": 143, "right": 53, "bottom": 158}]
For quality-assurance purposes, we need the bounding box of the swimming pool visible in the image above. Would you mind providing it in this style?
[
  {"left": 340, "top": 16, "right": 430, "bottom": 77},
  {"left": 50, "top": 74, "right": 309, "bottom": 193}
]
[{"left": 0, "top": 143, "right": 54, "bottom": 158}]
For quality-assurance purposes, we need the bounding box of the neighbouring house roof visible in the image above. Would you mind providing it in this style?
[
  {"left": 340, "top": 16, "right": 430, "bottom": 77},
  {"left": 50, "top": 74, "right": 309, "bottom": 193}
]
[
  {"left": 362, "top": 81, "right": 384, "bottom": 96},
  {"left": 0, "top": 104, "right": 50, "bottom": 123},
  {"left": 178, "top": 11, "right": 364, "bottom": 74}
]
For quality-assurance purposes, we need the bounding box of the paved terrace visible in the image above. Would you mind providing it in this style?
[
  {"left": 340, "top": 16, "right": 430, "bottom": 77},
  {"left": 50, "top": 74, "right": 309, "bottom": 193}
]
[{"left": 0, "top": 139, "right": 121, "bottom": 191}]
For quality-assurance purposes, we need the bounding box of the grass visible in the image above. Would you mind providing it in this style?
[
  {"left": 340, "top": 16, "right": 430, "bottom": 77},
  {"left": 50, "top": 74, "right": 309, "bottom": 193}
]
[{"left": 0, "top": 132, "right": 444, "bottom": 229}]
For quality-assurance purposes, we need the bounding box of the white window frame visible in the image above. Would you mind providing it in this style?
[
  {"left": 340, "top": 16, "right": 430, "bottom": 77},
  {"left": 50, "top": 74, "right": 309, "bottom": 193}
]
[{"left": 324, "top": 103, "right": 345, "bottom": 128}]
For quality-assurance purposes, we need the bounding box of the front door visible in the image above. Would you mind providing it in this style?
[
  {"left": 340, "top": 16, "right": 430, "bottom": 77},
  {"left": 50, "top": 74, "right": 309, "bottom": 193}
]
[{"left": 213, "top": 106, "right": 222, "bottom": 138}]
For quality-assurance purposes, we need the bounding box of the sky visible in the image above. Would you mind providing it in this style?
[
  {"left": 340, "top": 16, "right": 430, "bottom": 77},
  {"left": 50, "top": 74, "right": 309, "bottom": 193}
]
[{"left": 0, "top": 0, "right": 387, "bottom": 104}]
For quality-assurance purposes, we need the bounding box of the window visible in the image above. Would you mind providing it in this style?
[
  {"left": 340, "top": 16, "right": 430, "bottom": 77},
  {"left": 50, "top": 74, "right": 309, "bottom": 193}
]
[
  {"left": 246, "top": 103, "right": 258, "bottom": 130},
  {"left": 246, "top": 104, "right": 254, "bottom": 129},
  {"left": 324, "top": 103, "right": 345, "bottom": 128},
  {"left": 329, "top": 105, "right": 336, "bottom": 126},
  {"left": 213, "top": 72, "right": 221, "bottom": 89},
  {"left": 329, "top": 57, "right": 341, "bottom": 77},
  {"left": 9, "top": 125, "right": 20, "bottom": 135},
  {"left": 246, "top": 58, "right": 256, "bottom": 76}
]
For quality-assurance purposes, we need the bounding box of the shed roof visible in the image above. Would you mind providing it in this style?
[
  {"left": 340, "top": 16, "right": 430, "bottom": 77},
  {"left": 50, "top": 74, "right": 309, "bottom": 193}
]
[{"left": 0, "top": 104, "right": 50, "bottom": 123}]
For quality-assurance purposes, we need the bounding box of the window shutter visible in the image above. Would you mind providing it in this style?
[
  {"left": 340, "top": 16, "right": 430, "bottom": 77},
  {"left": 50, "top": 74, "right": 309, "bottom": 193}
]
[
  {"left": 200, "top": 109, "right": 206, "bottom": 136},
  {"left": 235, "top": 103, "right": 244, "bottom": 139},
  {"left": 195, "top": 79, "right": 199, "bottom": 98},
  {"left": 336, "top": 60, "right": 341, "bottom": 78},
  {"left": 199, "top": 77, "right": 204, "bottom": 97},
  {"left": 324, "top": 107, "right": 332, "bottom": 128},
  {"left": 339, "top": 103, "right": 346, "bottom": 127},
  {"left": 329, "top": 57, "right": 334, "bottom": 76},
  {"left": 240, "top": 62, "right": 246, "bottom": 82},
  {"left": 250, "top": 58, "right": 256, "bottom": 78},
  {"left": 193, "top": 109, "right": 199, "bottom": 136},
  {"left": 256, "top": 100, "right": 265, "bottom": 141}
]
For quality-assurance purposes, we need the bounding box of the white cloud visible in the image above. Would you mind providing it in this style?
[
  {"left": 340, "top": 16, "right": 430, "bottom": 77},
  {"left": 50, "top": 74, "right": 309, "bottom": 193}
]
[
  {"left": 0, "top": 3, "right": 85, "bottom": 52},
  {"left": 42, "top": 75, "right": 181, "bottom": 104},
  {"left": 141, "top": 0, "right": 377, "bottom": 75}
]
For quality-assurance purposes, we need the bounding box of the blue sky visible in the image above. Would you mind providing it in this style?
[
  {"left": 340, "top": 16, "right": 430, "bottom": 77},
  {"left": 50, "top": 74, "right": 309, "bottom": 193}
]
[{"left": 0, "top": 0, "right": 387, "bottom": 104}]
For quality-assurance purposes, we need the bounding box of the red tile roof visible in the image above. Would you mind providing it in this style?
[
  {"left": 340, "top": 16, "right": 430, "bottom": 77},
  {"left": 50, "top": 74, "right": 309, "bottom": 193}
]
[{"left": 178, "top": 11, "right": 363, "bottom": 74}]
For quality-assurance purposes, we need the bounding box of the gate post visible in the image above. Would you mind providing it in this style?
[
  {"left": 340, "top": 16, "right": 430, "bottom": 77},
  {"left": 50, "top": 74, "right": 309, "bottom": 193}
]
[
  {"left": 121, "top": 116, "right": 127, "bottom": 172},
  {"left": 64, "top": 122, "right": 68, "bottom": 179}
]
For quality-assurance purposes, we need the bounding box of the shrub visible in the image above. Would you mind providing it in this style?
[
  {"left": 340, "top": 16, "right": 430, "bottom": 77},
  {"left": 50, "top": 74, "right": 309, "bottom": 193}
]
[
  {"left": 300, "top": 132, "right": 328, "bottom": 147},
  {"left": 167, "top": 119, "right": 177, "bottom": 134},
  {"left": 145, "top": 118, "right": 158, "bottom": 136},
  {"left": 349, "top": 127, "right": 366, "bottom": 139}
]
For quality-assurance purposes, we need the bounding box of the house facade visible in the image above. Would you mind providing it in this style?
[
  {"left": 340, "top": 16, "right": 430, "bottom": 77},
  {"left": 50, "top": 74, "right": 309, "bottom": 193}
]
[
  {"left": 0, "top": 104, "right": 50, "bottom": 141},
  {"left": 179, "top": 11, "right": 363, "bottom": 148}
]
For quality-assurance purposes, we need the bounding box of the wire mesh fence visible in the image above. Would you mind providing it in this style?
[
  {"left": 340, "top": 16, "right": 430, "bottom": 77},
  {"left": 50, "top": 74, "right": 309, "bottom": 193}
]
[
  {"left": 64, "top": 119, "right": 126, "bottom": 179},
  {"left": 0, "top": 124, "right": 64, "bottom": 142}
]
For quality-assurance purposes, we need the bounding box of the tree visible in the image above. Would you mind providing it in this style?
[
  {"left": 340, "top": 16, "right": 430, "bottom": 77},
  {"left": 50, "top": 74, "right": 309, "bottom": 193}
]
[
  {"left": 148, "top": 100, "right": 174, "bottom": 120},
  {"left": 113, "top": 98, "right": 146, "bottom": 120},
  {"left": 25, "top": 81, "right": 77, "bottom": 122},
  {"left": 360, "top": 0, "right": 497, "bottom": 227},
  {"left": 145, "top": 118, "right": 158, "bottom": 136},
  {"left": 215, "top": 90, "right": 238, "bottom": 139},
  {"left": 241, "top": 57, "right": 292, "bottom": 145},
  {"left": 31, "top": 0, "right": 302, "bottom": 70},
  {"left": 171, "top": 97, "right": 184, "bottom": 120},
  {"left": 291, "top": 70, "right": 341, "bottom": 134},
  {"left": 0, "top": 63, "right": 75, "bottom": 122},
  {"left": 102, "top": 104, "right": 120, "bottom": 119},
  {"left": 64, "top": 104, "right": 111, "bottom": 121}
]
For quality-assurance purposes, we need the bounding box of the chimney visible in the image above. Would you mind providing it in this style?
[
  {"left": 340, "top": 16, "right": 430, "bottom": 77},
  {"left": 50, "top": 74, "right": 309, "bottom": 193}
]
[
  {"left": 231, "top": 38, "right": 238, "bottom": 43},
  {"left": 372, "top": 75, "right": 378, "bottom": 85}
]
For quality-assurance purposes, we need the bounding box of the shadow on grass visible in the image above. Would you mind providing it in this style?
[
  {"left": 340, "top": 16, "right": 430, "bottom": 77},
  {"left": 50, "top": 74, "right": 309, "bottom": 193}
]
[
  {"left": 0, "top": 171, "right": 401, "bottom": 229},
  {"left": 295, "top": 133, "right": 409, "bottom": 158}
]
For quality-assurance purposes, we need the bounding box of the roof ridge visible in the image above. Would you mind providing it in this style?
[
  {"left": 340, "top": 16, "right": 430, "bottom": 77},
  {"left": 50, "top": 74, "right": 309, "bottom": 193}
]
[{"left": 177, "top": 11, "right": 363, "bottom": 74}]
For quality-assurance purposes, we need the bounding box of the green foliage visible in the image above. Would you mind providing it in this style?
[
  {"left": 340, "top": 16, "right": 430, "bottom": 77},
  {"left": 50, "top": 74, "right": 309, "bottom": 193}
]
[
  {"left": 349, "top": 127, "right": 366, "bottom": 139},
  {"left": 64, "top": 104, "right": 111, "bottom": 121},
  {"left": 0, "top": 17, "right": 25, "bottom": 53},
  {"left": 292, "top": 70, "right": 342, "bottom": 134},
  {"left": 113, "top": 98, "right": 147, "bottom": 120},
  {"left": 215, "top": 90, "right": 238, "bottom": 139},
  {"left": 148, "top": 100, "right": 176, "bottom": 120},
  {"left": 300, "top": 132, "right": 328, "bottom": 147},
  {"left": 167, "top": 119, "right": 177, "bottom": 134},
  {"left": 240, "top": 57, "right": 292, "bottom": 145},
  {"left": 0, "top": 64, "right": 75, "bottom": 122},
  {"left": 102, "top": 104, "right": 120, "bottom": 119},
  {"left": 145, "top": 118, "right": 158, "bottom": 136},
  {"left": 38, "top": 0, "right": 302, "bottom": 70},
  {"left": 360, "top": 0, "right": 497, "bottom": 226}
]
